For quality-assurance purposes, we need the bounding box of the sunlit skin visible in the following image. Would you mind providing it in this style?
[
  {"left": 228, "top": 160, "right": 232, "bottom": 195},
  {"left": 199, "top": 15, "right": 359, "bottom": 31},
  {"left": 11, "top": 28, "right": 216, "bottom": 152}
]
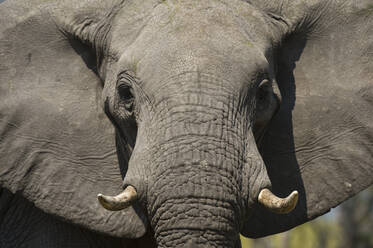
[{"left": 0, "top": 0, "right": 372, "bottom": 247}]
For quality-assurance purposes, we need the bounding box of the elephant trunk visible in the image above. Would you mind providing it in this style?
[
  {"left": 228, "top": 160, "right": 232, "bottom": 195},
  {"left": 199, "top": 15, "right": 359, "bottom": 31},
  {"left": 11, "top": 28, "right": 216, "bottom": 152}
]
[
  {"left": 144, "top": 127, "right": 268, "bottom": 246},
  {"left": 154, "top": 207, "right": 240, "bottom": 248},
  {"left": 148, "top": 159, "right": 242, "bottom": 248}
]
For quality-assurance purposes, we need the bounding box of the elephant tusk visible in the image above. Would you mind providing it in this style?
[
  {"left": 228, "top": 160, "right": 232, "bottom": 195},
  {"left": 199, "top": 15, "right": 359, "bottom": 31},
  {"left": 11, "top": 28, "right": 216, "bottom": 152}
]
[
  {"left": 97, "top": 185, "right": 138, "bottom": 211},
  {"left": 258, "top": 188, "right": 298, "bottom": 214}
]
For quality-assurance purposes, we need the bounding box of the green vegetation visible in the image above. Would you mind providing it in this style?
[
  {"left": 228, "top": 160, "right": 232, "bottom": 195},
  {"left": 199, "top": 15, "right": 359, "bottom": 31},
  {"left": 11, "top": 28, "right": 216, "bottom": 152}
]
[{"left": 240, "top": 219, "right": 341, "bottom": 248}]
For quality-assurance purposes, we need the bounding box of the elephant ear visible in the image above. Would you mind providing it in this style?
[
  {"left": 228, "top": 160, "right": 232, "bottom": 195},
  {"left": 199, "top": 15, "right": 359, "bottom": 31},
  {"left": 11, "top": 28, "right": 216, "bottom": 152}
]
[
  {"left": 0, "top": 1, "right": 146, "bottom": 238},
  {"left": 243, "top": 2, "right": 373, "bottom": 237}
]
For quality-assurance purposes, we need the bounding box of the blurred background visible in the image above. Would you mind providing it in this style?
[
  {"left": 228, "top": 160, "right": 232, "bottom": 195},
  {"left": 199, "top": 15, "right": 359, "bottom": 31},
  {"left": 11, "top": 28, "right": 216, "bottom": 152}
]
[{"left": 241, "top": 186, "right": 373, "bottom": 248}]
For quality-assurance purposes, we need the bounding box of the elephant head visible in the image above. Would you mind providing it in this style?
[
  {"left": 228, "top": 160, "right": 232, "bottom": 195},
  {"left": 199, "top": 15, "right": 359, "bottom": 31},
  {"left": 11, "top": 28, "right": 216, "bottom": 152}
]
[{"left": 0, "top": 0, "right": 372, "bottom": 247}]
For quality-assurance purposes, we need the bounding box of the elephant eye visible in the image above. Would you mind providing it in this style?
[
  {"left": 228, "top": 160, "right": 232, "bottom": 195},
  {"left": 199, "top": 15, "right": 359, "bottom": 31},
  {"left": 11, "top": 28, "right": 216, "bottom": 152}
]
[
  {"left": 256, "top": 79, "right": 271, "bottom": 105},
  {"left": 118, "top": 84, "right": 133, "bottom": 99},
  {"left": 118, "top": 84, "right": 135, "bottom": 112}
]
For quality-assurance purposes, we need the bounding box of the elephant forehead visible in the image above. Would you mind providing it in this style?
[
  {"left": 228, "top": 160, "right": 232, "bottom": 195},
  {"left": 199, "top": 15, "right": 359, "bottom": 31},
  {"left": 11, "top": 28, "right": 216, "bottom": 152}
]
[
  {"left": 111, "top": 0, "right": 270, "bottom": 87},
  {"left": 111, "top": 0, "right": 269, "bottom": 48}
]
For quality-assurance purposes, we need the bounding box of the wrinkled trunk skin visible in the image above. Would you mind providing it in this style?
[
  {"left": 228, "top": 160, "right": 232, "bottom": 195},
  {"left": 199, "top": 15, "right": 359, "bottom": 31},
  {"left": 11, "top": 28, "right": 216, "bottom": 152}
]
[
  {"left": 132, "top": 74, "right": 271, "bottom": 247},
  {"left": 149, "top": 149, "right": 241, "bottom": 245},
  {"left": 148, "top": 146, "right": 243, "bottom": 247}
]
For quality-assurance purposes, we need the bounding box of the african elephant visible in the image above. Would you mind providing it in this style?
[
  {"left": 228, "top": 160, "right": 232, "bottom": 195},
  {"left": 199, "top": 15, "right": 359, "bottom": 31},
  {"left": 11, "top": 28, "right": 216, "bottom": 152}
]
[{"left": 0, "top": 0, "right": 372, "bottom": 247}]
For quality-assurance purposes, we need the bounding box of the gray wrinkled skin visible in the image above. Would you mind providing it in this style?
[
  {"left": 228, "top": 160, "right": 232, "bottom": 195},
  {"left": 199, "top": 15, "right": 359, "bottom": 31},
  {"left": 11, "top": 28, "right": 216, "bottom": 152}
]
[{"left": 0, "top": 0, "right": 372, "bottom": 247}]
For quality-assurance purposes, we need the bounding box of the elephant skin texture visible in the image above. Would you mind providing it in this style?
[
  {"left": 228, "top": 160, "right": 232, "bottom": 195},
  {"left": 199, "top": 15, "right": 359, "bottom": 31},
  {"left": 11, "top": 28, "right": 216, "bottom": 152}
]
[{"left": 0, "top": 0, "right": 372, "bottom": 247}]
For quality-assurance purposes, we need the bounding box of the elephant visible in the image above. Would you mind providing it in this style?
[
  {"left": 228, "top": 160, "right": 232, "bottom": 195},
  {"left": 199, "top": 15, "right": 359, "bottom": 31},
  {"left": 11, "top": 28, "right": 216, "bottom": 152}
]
[{"left": 0, "top": 0, "right": 372, "bottom": 247}]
